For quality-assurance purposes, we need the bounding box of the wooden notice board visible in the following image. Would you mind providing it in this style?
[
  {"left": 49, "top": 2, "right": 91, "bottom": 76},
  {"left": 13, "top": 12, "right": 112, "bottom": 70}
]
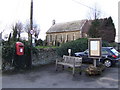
[{"left": 88, "top": 38, "right": 102, "bottom": 58}]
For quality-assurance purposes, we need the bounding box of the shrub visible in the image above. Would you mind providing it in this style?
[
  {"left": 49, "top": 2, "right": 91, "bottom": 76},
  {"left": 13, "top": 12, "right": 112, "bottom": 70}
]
[
  {"left": 36, "top": 39, "right": 43, "bottom": 46},
  {"left": 2, "top": 41, "right": 16, "bottom": 63},
  {"left": 102, "top": 41, "right": 118, "bottom": 49},
  {"left": 102, "top": 41, "right": 111, "bottom": 47},
  {"left": 109, "top": 42, "right": 118, "bottom": 48},
  {"left": 2, "top": 40, "right": 38, "bottom": 70},
  {"left": 2, "top": 41, "right": 16, "bottom": 70},
  {"left": 56, "top": 38, "right": 88, "bottom": 56},
  {"left": 56, "top": 38, "right": 112, "bottom": 57}
]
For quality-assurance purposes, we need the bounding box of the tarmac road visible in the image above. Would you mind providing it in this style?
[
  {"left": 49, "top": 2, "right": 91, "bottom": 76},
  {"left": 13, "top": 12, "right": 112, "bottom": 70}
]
[{"left": 2, "top": 63, "right": 119, "bottom": 88}]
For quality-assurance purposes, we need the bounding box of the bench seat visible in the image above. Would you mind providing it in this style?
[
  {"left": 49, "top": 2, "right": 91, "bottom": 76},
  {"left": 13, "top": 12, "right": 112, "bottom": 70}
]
[
  {"left": 57, "top": 62, "right": 82, "bottom": 67},
  {"left": 56, "top": 55, "right": 82, "bottom": 76}
]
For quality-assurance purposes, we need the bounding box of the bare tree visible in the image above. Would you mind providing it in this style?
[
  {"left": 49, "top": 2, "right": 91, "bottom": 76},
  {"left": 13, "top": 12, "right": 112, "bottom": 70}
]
[
  {"left": 24, "top": 22, "right": 40, "bottom": 40},
  {"left": 11, "top": 24, "right": 18, "bottom": 41},
  {"left": 72, "top": 0, "right": 102, "bottom": 20},
  {"left": 11, "top": 22, "right": 23, "bottom": 41},
  {"left": 33, "top": 24, "right": 40, "bottom": 39},
  {"left": 16, "top": 22, "right": 23, "bottom": 40},
  {"left": 87, "top": 4, "right": 101, "bottom": 38},
  {"left": 87, "top": 3, "right": 101, "bottom": 20}
]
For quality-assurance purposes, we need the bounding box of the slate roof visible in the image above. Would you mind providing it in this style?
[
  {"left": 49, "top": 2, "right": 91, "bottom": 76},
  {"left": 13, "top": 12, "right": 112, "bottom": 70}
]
[{"left": 46, "top": 20, "right": 88, "bottom": 33}]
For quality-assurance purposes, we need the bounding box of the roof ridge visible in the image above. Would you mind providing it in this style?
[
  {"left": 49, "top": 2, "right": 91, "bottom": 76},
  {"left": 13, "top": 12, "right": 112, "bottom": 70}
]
[
  {"left": 46, "top": 19, "right": 89, "bottom": 33},
  {"left": 54, "top": 19, "right": 88, "bottom": 25}
]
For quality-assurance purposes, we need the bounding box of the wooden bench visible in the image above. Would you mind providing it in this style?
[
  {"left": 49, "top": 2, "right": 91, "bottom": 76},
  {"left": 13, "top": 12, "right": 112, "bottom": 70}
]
[{"left": 56, "top": 55, "right": 82, "bottom": 76}]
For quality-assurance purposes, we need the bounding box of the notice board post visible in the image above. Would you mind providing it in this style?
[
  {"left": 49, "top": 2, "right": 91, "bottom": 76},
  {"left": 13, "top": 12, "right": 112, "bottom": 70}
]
[{"left": 88, "top": 38, "right": 102, "bottom": 67}]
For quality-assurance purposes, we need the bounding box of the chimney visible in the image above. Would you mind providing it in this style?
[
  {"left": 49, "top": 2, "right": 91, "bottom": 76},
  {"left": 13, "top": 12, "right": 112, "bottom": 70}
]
[{"left": 52, "top": 19, "right": 56, "bottom": 25}]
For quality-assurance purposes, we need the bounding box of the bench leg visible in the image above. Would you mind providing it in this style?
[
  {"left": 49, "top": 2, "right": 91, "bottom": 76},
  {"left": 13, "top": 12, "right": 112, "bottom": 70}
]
[
  {"left": 79, "top": 71, "right": 82, "bottom": 75},
  {"left": 55, "top": 64, "right": 58, "bottom": 71},
  {"left": 73, "top": 67, "right": 75, "bottom": 76},
  {"left": 62, "top": 65, "right": 64, "bottom": 70},
  {"left": 79, "top": 67, "right": 82, "bottom": 75}
]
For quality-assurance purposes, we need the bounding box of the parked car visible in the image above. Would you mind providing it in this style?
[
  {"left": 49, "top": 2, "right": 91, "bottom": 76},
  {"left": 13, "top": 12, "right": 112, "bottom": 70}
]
[{"left": 74, "top": 47, "right": 120, "bottom": 67}]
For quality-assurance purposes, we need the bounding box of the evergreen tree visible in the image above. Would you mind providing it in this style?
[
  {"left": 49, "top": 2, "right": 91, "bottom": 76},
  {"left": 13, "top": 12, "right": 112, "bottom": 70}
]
[
  {"left": 88, "top": 19, "right": 100, "bottom": 38},
  {"left": 88, "top": 17, "right": 116, "bottom": 43},
  {"left": 36, "top": 39, "right": 43, "bottom": 46},
  {"left": 99, "top": 17, "right": 116, "bottom": 42},
  {"left": 8, "top": 33, "right": 11, "bottom": 43}
]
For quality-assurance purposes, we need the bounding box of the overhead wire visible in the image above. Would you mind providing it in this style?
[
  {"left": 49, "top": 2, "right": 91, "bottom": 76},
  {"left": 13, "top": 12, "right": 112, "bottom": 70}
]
[{"left": 72, "top": 0, "right": 101, "bottom": 13}]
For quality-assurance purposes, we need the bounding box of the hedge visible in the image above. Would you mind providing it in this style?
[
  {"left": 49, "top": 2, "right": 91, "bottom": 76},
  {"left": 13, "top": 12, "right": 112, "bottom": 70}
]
[
  {"left": 2, "top": 40, "right": 38, "bottom": 70},
  {"left": 56, "top": 38, "right": 88, "bottom": 56},
  {"left": 56, "top": 38, "right": 115, "bottom": 57}
]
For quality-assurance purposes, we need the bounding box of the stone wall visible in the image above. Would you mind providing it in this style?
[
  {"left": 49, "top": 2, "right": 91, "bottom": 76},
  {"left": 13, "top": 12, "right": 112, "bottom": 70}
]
[
  {"left": 32, "top": 48, "right": 61, "bottom": 65},
  {"left": 2, "top": 48, "right": 60, "bottom": 71}
]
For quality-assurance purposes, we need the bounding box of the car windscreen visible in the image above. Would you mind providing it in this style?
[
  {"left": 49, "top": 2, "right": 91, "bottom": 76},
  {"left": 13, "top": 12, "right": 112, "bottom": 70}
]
[
  {"left": 111, "top": 48, "right": 119, "bottom": 56},
  {"left": 84, "top": 49, "right": 89, "bottom": 54}
]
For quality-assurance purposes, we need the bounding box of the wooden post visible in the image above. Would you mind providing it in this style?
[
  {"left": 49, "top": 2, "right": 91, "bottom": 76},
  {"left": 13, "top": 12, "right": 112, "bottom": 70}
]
[
  {"left": 28, "top": 0, "right": 33, "bottom": 69},
  {"left": 68, "top": 49, "right": 71, "bottom": 56},
  {"left": 30, "top": 0, "right": 33, "bottom": 45},
  {"left": 94, "top": 58, "right": 96, "bottom": 67}
]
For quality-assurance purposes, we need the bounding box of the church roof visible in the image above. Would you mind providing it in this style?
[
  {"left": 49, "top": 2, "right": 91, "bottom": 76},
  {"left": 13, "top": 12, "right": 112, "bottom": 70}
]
[{"left": 46, "top": 20, "right": 88, "bottom": 33}]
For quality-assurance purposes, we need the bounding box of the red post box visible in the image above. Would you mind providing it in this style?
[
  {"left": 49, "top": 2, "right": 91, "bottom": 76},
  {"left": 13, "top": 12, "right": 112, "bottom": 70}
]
[{"left": 16, "top": 42, "right": 24, "bottom": 55}]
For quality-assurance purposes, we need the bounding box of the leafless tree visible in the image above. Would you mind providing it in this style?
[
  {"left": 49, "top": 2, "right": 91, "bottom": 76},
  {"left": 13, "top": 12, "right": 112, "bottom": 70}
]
[
  {"left": 16, "top": 22, "right": 23, "bottom": 40},
  {"left": 87, "top": 3, "right": 101, "bottom": 20},
  {"left": 24, "top": 22, "right": 40, "bottom": 40},
  {"left": 33, "top": 24, "right": 40, "bottom": 39},
  {"left": 11, "top": 22, "right": 23, "bottom": 40}
]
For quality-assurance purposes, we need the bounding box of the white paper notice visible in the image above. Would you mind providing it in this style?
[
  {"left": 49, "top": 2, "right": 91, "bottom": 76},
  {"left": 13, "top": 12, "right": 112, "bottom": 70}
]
[
  {"left": 20, "top": 49, "right": 23, "bottom": 52},
  {"left": 90, "top": 41, "right": 98, "bottom": 50}
]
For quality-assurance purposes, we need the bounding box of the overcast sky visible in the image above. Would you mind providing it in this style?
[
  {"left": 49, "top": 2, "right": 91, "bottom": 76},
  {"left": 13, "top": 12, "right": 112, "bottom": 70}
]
[{"left": 0, "top": 0, "right": 119, "bottom": 42}]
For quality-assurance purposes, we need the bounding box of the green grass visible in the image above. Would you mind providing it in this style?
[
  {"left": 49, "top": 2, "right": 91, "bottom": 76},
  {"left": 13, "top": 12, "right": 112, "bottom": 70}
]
[{"left": 35, "top": 46, "right": 58, "bottom": 49}]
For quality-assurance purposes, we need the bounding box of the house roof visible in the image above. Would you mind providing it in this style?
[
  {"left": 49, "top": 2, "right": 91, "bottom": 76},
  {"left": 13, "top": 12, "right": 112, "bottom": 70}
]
[{"left": 46, "top": 20, "right": 88, "bottom": 34}]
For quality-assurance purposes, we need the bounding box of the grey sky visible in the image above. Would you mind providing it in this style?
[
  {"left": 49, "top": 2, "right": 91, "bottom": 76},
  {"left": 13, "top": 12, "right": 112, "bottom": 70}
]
[{"left": 0, "top": 0, "right": 119, "bottom": 41}]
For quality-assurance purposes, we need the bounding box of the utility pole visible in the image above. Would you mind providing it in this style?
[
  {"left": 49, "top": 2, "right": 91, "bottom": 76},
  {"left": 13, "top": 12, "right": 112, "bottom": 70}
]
[
  {"left": 28, "top": 0, "right": 33, "bottom": 69},
  {"left": 30, "top": 0, "right": 33, "bottom": 44}
]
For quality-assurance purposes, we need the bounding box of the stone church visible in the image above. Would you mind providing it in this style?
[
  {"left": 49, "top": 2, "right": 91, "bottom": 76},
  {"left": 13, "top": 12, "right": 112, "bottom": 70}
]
[{"left": 46, "top": 19, "right": 92, "bottom": 46}]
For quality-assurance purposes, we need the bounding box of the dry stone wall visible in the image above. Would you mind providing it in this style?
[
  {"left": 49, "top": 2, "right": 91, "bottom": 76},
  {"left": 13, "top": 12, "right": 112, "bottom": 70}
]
[{"left": 32, "top": 48, "right": 61, "bottom": 65}]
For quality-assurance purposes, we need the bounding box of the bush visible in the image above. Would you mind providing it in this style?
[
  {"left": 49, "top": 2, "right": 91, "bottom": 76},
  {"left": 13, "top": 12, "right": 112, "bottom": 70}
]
[
  {"left": 102, "top": 41, "right": 111, "bottom": 47},
  {"left": 36, "top": 39, "right": 43, "bottom": 46},
  {"left": 102, "top": 41, "right": 118, "bottom": 50},
  {"left": 2, "top": 41, "right": 16, "bottom": 62},
  {"left": 2, "top": 41, "right": 16, "bottom": 70},
  {"left": 56, "top": 38, "right": 112, "bottom": 57},
  {"left": 109, "top": 42, "right": 118, "bottom": 48},
  {"left": 2, "top": 40, "right": 38, "bottom": 70},
  {"left": 56, "top": 38, "right": 88, "bottom": 56}
]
